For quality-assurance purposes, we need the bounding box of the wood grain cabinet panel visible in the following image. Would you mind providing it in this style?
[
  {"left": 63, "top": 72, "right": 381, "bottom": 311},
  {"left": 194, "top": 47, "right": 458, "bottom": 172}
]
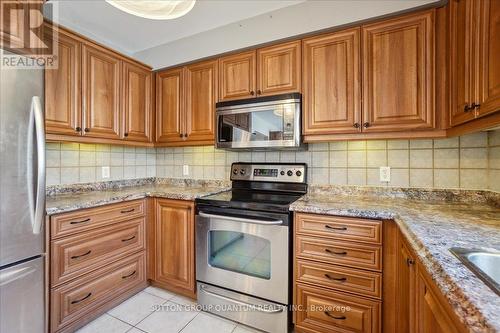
[
  {"left": 396, "top": 233, "right": 417, "bottom": 333},
  {"left": 302, "top": 28, "right": 361, "bottom": 135},
  {"left": 295, "top": 283, "right": 381, "bottom": 333},
  {"left": 153, "top": 199, "right": 195, "bottom": 297},
  {"left": 449, "top": 0, "right": 477, "bottom": 126},
  {"left": 185, "top": 59, "right": 218, "bottom": 143},
  {"left": 156, "top": 67, "right": 184, "bottom": 143},
  {"left": 296, "top": 213, "right": 381, "bottom": 245},
  {"left": 50, "top": 252, "right": 146, "bottom": 333},
  {"left": 82, "top": 43, "right": 121, "bottom": 139},
  {"left": 362, "top": 10, "right": 435, "bottom": 132},
  {"left": 122, "top": 61, "right": 152, "bottom": 142},
  {"left": 296, "top": 259, "right": 382, "bottom": 299},
  {"left": 50, "top": 199, "right": 145, "bottom": 239},
  {"left": 51, "top": 217, "right": 145, "bottom": 287},
  {"left": 257, "top": 41, "right": 301, "bottom": 96},
  {"left": 44, "top": 25, "right": 82, "bottom": 136},
  {"left": 296, "top": 235, "right": 382, "bottom": 272},
  {"left": 476, "top": 0, "right": 500, "bottom": 118},
  {"left": 219, "top": 50, "right": 256, "bottom": 101}
]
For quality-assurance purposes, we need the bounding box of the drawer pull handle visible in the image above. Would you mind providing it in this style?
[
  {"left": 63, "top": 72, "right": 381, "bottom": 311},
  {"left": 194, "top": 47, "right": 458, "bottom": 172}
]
[
  {"left": 324, "top": 248, "right": 347, "bottom": 255},
  {"left": 121, "top": 208, "right": 135, "bottom": 213},
  {"left": 71, "top": 250, "right": 91, "bottom": 259},
  {"left": 69, "top": 218, "right": 91, "bottom": 225},
  {"left": 325, "top": 225, "right": 347, "bottom": 231},
  {"left": 121, "top": 235, "right": 136, "bottom": 242},
  {"left": 122, "top": 270, "right": 136, "bottom": 279},
  {"left": 71, "top": 292, "right": 92, "bottom": 304},
  {"left": 324, "top": 311, "right": 346, "bottom": 320},
  {"left": 324, "top": 274, "right": 347, "bottom": 282}
]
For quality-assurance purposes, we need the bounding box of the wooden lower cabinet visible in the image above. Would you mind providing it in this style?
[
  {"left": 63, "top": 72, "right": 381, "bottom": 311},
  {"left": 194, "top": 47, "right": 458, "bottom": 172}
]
[
  {"left": 295, "top": 283, "right": 381, "bottom": 333},
  {"left": 151, "top": 198, "right": 195, "bottom": 298},
  {"left": 49, "top": 200, "right": 147, "bottom": 332},
  {"left": 50, "top": 252, "right": 146, "bottom": 333}
]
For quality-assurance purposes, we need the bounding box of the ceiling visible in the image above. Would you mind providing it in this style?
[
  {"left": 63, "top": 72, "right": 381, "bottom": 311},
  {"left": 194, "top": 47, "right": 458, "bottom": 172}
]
[{"left": 45, "top": 0, "right": 305, "bottom": 55}]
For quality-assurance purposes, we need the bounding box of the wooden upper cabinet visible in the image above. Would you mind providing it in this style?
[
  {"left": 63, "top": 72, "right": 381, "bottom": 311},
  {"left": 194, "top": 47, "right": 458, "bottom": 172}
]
[
  {"left": 257, "top": 41, "right": 301, "bottom": 96},
  {"left": 156, "top": 68, "right": 184, "bottom": 143},
  {"left": 82, "top": 43, "right": 121, "bottom": 139},
  {"left": 153, "top": 199, "right": 195, "bottom": 296},
  {"left": 362, "top": 10, "right": 435, "bottom": 132},
  {"left": 45, "top": 26, "right": 82, "bottom": 136},
  {"left": 185, "top": 59, "right": 218, "bottom": 143},
  {"left": 219, "top": 50, "right": 256, "bottom": 101},
  {"left": 122, "top": 61, "right": 152, "bottom": 142},
  {"left": 450, "top": 0, "right": 477, "bottom": 126},
  {"left": 302, "top": 28, "right": 361, "bottom": 135},
  {"left": 476, "top": 0, "right": 500, "bottom": 118}
]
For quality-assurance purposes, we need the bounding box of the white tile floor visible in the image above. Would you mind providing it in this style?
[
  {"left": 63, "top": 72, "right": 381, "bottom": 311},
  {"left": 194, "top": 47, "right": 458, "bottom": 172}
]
[{"left": 76, "top": 286, "right": 263, "bottom": 333}]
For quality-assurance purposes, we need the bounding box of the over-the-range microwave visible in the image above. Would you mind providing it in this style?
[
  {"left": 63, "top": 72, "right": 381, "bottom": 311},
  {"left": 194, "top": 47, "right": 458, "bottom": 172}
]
[{"left": 215, "top": 93, "right": 305, "bottom": 150}]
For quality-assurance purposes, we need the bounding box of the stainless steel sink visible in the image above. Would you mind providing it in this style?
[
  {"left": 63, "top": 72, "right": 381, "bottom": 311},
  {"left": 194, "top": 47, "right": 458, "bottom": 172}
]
[{"left": 450, "top": 248, "right": 500, "bottom": 296}]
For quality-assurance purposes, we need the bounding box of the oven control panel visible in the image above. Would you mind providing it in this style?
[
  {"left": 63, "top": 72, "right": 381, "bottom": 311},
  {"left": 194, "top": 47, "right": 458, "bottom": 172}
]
[{"left": 231, "top": 163, "right": 306, "bottom": 183}]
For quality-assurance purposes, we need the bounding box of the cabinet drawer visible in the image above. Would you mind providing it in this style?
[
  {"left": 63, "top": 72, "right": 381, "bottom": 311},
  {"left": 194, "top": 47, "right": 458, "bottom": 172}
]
[
  {"left": 51, "top": 217, "right": 145, "bottom": 286},
  {"left": 51, "top": 199, "right": 145, "bottom": 239},
  {"left": 50, "top": 252, "right": 146, "bottom": 332},
  {"left": 296, "top": 235, "right": 382, "bottom": 271},
  {"left": 296, "top": 213, "right": 382, "bottom": 245},
  {"left": 296, "top": 259, "right": 382, "bottom": 299},
  {"left": 295, "top": 283, "right": 381, "bottom": 333}
]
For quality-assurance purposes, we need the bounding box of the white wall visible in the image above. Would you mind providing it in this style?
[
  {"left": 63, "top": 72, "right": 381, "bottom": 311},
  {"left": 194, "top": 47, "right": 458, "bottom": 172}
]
[{"left": 134, "top": 0, "right": 440, "bottom": 70}]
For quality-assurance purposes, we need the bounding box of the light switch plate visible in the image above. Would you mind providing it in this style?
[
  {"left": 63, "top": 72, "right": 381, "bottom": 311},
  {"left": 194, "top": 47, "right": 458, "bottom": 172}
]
[
  {"left": 183, "top": 165, "right": 189, "bottom": 176},
  {"left": 379, "top": 166, "right": 391, "bottom": 182},
  {"left": 102, "top": 166, "right": 110, "bottom": 179}
]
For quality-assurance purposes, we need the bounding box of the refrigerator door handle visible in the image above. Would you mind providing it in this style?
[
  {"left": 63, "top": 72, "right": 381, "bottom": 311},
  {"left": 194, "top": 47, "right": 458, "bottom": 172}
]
[{"left": 27, "top": 96, "right": 45, "bottom": 235}]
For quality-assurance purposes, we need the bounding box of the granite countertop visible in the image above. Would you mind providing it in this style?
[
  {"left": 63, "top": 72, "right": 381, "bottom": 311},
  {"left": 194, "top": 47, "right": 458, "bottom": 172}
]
[
  {"left": 290, "top": 189, "right": 500, "bottom": 333},
  {"left": 46, "top": 181, "right": 230, "bottom": 215}
]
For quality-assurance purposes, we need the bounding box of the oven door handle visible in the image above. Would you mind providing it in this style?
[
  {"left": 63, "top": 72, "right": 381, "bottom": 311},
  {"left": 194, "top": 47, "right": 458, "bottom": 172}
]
[
  {"left": 199, "top": 284, "right": 284, "bottom": 314},
  {"left": 199, "top": 212, "right": 283, "bottom": 225}
]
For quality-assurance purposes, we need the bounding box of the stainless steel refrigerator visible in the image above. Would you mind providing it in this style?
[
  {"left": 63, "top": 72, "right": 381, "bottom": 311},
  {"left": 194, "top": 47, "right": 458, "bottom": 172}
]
[{"left": 0, "top": 50, "right": 46, "bottom": 333}]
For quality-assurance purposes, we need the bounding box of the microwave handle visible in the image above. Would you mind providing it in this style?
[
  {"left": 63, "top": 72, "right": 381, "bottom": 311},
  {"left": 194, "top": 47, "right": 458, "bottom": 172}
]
[{"left": 198, "top": 211, "right": 283, "bottom": 225}]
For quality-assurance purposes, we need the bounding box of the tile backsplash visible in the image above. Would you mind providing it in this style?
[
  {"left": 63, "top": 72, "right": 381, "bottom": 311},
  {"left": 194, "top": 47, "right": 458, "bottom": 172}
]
[{"left": 47, "top": 130, "right": 500, "bottom": 192}]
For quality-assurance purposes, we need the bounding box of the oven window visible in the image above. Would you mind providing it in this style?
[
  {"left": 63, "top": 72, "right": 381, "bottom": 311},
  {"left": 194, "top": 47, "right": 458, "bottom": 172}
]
[
  {"left": 208, "top": 230, "right": 271, "bottom": 280},
  {"left": 218, "top": 106, "right": 295, "bottom": 144}
]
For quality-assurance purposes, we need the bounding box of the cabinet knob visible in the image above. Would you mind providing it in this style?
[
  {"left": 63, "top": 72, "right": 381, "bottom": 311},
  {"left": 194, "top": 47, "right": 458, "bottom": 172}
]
[
  {"left": 84, "top": 128, "right": 90, "bottom": 132},
  {"left": 407, "top": 258, "right": 415, "bottom": 266},
  {"left": 184, "top": 133, "right": 188, "bottom": 138},
  {"left": 464, "top": 104, "right": 472, "bottom": 112},
  {"left": 179, "top": 134, "right": 183, "bottom": 138},
  {"left": 124, "top": 133, "right": 129, "bottom": 137},
  {"left": 250, "top": 91, "right": 255, "bottom": 96},
  {"left": 257, "top": 90, "right": 262, "bottom": 95},
  {"left": 353, "top": 123, "right": 360, "bottom": 128},
  {"left": 471, "top": 103, "right": 480, "bottom": 109},
  {"left": 363, "top": 122, "right": 370, "bottom": 128},
  {"left": 75, "top": 127, "right": 82, "bottom": 132}
]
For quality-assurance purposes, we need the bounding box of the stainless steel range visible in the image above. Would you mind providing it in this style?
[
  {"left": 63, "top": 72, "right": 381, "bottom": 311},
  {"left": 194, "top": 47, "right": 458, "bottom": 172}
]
[{"left": 195, "top": 163, "right": 307, "bottom": 333}]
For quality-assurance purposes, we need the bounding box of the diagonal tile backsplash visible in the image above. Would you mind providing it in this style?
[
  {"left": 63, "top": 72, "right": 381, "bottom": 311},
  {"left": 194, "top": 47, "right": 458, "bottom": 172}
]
[{"left": 46, "top": 130, "right": 500, "bottom": 192}]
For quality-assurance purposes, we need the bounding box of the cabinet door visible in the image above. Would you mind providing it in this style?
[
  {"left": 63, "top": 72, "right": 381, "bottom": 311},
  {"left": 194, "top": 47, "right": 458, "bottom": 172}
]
[
  {"left": 302, "top": 28, "right": 361, "bottom": 135},
  {"left": 219, "top": 50, "right": 256, "bottom": 101},
  {"left": 122, "top": 61, "right": 152, "bottom": 142},
  {"left": 154, "top": 199, "right": 195, "bottom": 296},
  {"left": 257, "top": 41, "right": 301, "bottom": 96},
  {"left": 450, "top": 0, "right": 478, "bottom": 126},
  {"left": 82, "top": 44, "right": 121, "bottom": 139},
  {"left": 362, "top": 10, "right": 435, "bottom": 132},
  {"left": 476, "top": 0, "right": 500, "bottom": 118},
  {"left": 156, "top": 68, "right": 184, "bottom": 143},
  {"left": 415, "top": 266, "right": 465, "bottom": 333},
  {"left": 44, "top": 26, "right": 82, "bottom": 136},
  {"left": 396, "top": 235, "right": 416, "bottom": 333},
  {"left": 185, "top": 59, "right": 217, "bottom": 143}
]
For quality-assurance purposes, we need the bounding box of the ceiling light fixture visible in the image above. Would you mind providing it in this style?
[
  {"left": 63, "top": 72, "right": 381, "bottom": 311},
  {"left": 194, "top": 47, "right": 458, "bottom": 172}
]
[{"left": 105, "top": 0, "right": 196, "bottom": 20}]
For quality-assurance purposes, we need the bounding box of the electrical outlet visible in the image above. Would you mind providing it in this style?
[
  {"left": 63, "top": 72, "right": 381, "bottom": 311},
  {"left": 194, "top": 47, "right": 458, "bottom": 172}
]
[
  {"left": 379, "top": 166, "right": 391, "bottom": 182},
  {"left": 102, "top": 166, "right": 110, "bottom": 179},
  {"left": 183, "top": 165, "right": 189, "bottom": 176}
]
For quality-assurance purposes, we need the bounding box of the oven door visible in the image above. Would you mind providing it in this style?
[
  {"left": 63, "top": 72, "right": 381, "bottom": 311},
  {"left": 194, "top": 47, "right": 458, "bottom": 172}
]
[
  {"left": 216, "top": 99, "right": 301, "bottom": 150},
  {"left": 196, "top": 208, "right": 289, "bottom": 304}
]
